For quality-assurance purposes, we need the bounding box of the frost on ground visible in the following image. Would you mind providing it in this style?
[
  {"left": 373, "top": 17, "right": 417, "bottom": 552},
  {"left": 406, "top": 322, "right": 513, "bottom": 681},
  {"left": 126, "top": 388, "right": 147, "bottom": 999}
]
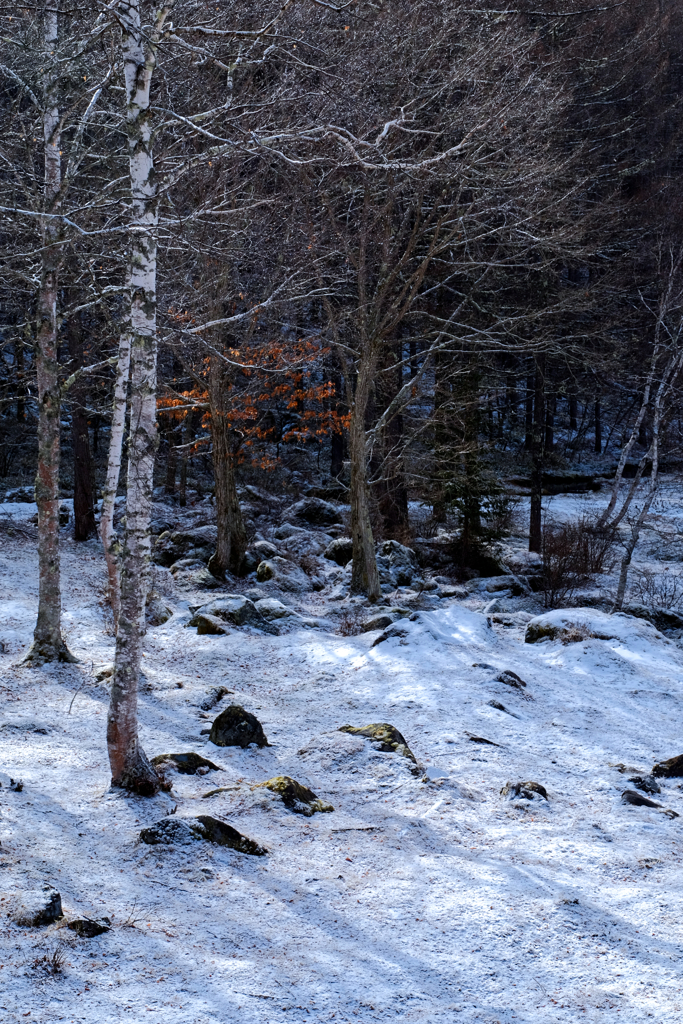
[{"left": 1, "top": 502, "right": 683, "bottom": 1023}]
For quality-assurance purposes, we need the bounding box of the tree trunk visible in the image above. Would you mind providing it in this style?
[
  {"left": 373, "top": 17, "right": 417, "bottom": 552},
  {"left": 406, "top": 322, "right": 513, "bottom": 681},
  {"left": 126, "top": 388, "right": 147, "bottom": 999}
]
[
  {"left": 569, "top": 395, "right": 578, "bottom": 433},
  {"left": 164, "top": 427, "right": 177, "bottom": 495},
  {"left": 375, "top": 345, "right": 409, "bottom": 541},
  {"left": 69, "top": 314, "right": 96, "bottom": 541},
  {"left": 524, "top": 372, "right": 534, "bottom": 450},
  {"left": 207, "top": 352, "right": 247, "bottom": 578},
  {"left": 107, "top": 0, "right": 172, "bottom": 797},
  {"left": 100, "top": 330, "right": 131, "bottom": 627},
  {"left": 529, "top": 358, "right": 545, "bottom": 554},
  {"left": 594, "top": 398, "right": 602, "bottom": 454},
  {"left": 349, "top": 358, "right": 381, "bottom": 601},
  {"left": 26, "top": 8, "right": 74, "bottom": 665}
]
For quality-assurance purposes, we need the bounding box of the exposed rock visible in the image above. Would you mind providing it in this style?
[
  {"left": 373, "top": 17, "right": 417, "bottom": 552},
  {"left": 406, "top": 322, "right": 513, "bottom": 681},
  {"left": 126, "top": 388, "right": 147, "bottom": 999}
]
[
  {"left": 152, "top": 526, "right": 217, "bottom": 568},
  {"left": 192, "top": 613, "right": 229, "bottom": 635},
  {"left": 279, "top": 530, "right": 331, "bottom": 559},
  {"left": 66, "top": 916, "right": 111, "bottom": 937},
  {"left": 628, "top": 775, "right": 661, "bottom": 795},
  {"left": 273, "top": 522, "right": 303, "bottom": 540},
  {"left": 652, "top": 754, "right": 683, "bottom": 778},
  {"left": 621, "top": 789, "right": 662, "bottom": 809},
  {"left": 256, "top": 556, "right": 312, "bottom": 593},
  {"left": 283, "top": 497, "right": 342, "bottom": 527},
  {"left": 200, "top": 686, "right": 232, "bottom": 711},
  {"left": 466, "top": 733, "right": 500, "bottom": 746},
  {"left": 209, "top": 705, "right": 269, "bottom": 748},
  {"left": 501, "top": 781, "right": 548, "bottom": 801},
  {"left": 145, "top": 591, "right": 173, "bottom": 627},
  {"left": 254, "top": 598, "right": 295, "bottom": 620},
  {"left": 624, "top": 603, "right": 683, "bottom": 633},
  {"left": 139, "top": 816, "right": 267, "bottom": 854},
  {"left": 487, "top": 700, "right": 520, "bottom": 719},
  {"left": 496, "top": 670, "right": 527, "bottom": 690},
  {"left": 256, "top": 776, "right": 334, "bottom": 816},
  {"left": 339, "top": 723, "right": 419, "bottom": 770},
  {"left": 8, "top": 888, "right": 63, "bottom": 926},
  {"left": 253, "top": 539, "right": 278, "bottom": 559},
  {"left": 189, "top": 595, "right": 277, "bottom": 634},
  {"left": 0, "top": 772, "right": 23, "bottom": 791},
  {"left": 151, "top": 752, "right": 221, "bottom": 776},
  {"left": 324, "top": 537, "right": 354, "bottom": 566},
  {"left": 240, "top": 540, "right": 279, "bottom": 575},
  {"left": 186, "top": 567, "right": 224, "bottom": 590},
  {"left": 361, "top": 613, "right": 396, "bottom": 633},
  {"left": 376, "top": 540, "right": 422, "bottom": 588},
  {"left": 304, "top": 480, "right": 347, "bottom": 500}
]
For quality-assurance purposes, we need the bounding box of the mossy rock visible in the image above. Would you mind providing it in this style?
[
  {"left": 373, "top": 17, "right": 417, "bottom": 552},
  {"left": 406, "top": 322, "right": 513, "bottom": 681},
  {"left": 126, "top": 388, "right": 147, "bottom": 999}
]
[
  {"left": 652, "top": 753, "right": 683, "bottom": 778},
  {"left": 209, "top": 705, "right": 269, "bottom": 748},
  {"left": 67, "top": 916, "right": 111, "bottom": 937},
  {"left": 139, "top": 815, "right": 267, "bottom": 854},
  {"left": 524, "top": 622, "right": 562, "bottom": 644},
  {"left": 501, "top": 780, "right": 548, "bottom": 801},
  {"left": 339, "top": 723, "right": 418, "bottom": 767},
  {"left": 257, "top": 775, "right": 333, "bottom": 816},
  {"left": 151, "top": 752, "right": 221, "bottom": 776}
]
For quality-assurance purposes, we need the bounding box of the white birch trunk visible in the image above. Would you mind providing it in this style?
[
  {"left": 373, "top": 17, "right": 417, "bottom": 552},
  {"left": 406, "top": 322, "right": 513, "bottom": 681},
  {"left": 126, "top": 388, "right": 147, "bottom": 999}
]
[
  {"left": 99, "top": 330, "right": 131, "bottom": 627},
  {"left": 26, "top": 7, "right": 74, "bottom": 665},
  {"left": 107, "top": 0, "right": 172, "bottom": 794}
]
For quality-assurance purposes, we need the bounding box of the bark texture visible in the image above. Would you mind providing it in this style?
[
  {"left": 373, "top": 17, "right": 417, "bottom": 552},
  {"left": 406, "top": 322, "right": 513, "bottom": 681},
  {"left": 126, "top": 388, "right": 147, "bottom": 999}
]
[
  {"left": 107, "top": 0, "right": 172, "bottom": 796},
  {"left": 349, "top": 359, "right": 381, "bottom": 601},
  {"left": 207, "top": 353, "right": 247, "bottom": 578},
  {"left": 100, "top": 331, "right": 131, "bottom": 625},
  {"left": 26, "top": 9, "right": 74, "bottom": 665}
]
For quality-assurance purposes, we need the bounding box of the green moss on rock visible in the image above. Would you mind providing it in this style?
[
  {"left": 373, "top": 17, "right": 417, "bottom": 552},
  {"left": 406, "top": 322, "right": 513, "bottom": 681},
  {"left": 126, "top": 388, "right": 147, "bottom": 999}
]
[
  {"left": 257, "top": 775, "right": 333, "bottom": 816},
  {"left": 339, "top": 722, "right": 418, "bottom": 767}
]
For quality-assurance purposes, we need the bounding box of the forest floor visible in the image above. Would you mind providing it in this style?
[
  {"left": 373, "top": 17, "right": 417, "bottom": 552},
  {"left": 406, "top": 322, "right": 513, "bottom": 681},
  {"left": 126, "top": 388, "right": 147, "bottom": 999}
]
[{"left": 1, "top": 486, "right": 683, "bottom": 1023}]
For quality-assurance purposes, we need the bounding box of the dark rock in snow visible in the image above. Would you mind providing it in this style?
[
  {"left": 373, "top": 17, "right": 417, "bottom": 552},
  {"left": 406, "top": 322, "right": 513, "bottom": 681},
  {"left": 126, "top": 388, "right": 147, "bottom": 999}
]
[
  {"left": 151, "top": 752, "right": 221, "bottom": 775},
  {"left": 256, "top": 556, "right": 314, "bottom": 593},
  {"left": 189, "top": 595, "right": 277, "bottom": 634},
  {"left": 9, "top": 888, "right": 63, "bottom": 926},
  {"left": 652, "top": 754, "right": 683, "bottom": 778},
  {"left": 501, "top": 781, "right": 548, "bottom": 801},
  {"left": 627, "top": 775, "right": 661, "bottom": 795},
  {"left": 339, "top": 722, "right": 419, "bottom": 770},
  {"left": 621, "top": 789, "right": 662, "bottom": 808},
  {"left": 487, "top": 700, "right": 520, "bottom": 719},
  {"left": 67, "top": 916, "right": 111, "bottom": 937},
  {"left": 283, "top": 497, "right": 342, "bottom": 527},
  {"left": 361, "top": 613, "right": 396, "bottom": 633},
  {"left": 152, "top": 526, "right": 217, "bottom": 567},
  {"left": 496, "top": 670, "right": 527, "bottom": 690},
  {"left": 240, "top": 540, "right": 279, "bottom": 575},
  {"left": 145, "top": 591, "right": 173, "bottom": 627},
  {"left": 466, "top": 733, "right": 500, "bottom": 746},
  {"left": 192, "top": 613, "right": 229, "bottom": 635},
  {"left": 209, "top": 705, "right": 269, "bottom": 748},
  {"left": 139, "top": 816, "right": 267, "bottom": 854},
  {"left": 257, "top": 776, "right": 334, "bottom": 816},
  {"left": 376, "top": 539, "right": 422, "bottom": 588},
  {"left": 200, "top": 686, "right": 232, "bottom": 711},
  {"left": 0, "top": 772, "right": 23, "bottom": 791},
  {"left": 324, "top": 537, "right": 354, "bottom": 566}
]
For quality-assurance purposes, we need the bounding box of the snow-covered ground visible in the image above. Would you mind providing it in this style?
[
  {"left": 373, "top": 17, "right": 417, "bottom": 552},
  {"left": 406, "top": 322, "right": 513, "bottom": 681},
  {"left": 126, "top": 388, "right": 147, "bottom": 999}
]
[{"left": 1, "top": 492, "right": 683, "bottom": 1024}]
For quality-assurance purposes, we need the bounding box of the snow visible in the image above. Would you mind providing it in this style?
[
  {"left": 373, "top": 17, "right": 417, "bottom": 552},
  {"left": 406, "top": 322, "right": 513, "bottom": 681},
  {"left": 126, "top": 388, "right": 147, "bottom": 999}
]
[{"left": 1, "top": 514, "right": 683, "bottom": 1022}]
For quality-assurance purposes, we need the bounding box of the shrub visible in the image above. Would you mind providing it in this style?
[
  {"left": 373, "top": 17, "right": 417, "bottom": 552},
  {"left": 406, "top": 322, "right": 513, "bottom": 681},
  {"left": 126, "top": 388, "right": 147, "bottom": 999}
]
[
  {"left": 630, "top": 567, "right": 683, "bottom": 611},
  {"left": 541, "top": 517, "right": 616, "bottom": 608}
]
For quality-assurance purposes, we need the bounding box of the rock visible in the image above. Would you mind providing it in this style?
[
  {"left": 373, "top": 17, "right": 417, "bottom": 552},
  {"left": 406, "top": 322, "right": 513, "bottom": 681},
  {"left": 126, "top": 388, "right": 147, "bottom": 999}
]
[
  {"left": 466, "top": 733, "right": 500, "bottom": 746},
  {"left": 3, "top": 486, "right": 34, "bottom": 502},
  {"left": 256, "top": 776, "right": 334, "bottom": 816},
  {"left": 0, "top": 772, "right": 23, "bottom": 791},
  {"left": 67, "top": 916, "right": 111, "bottom": 937},
  {"left": 189, "top": 595, "right": 277, "bottom": 634},
  {"left": 8, "top": 888, "right": 63, "bottom": 926},
  {"left": 621, "top": 789, "right": 662, "bottom": 809},
  {"left": 151, "top": 752, "right": 221, "bottom": 775},
  {"left": 193, "top": 613, "right": 231, "bottom": 635},
  {"left": 253, "top": 539, "right": 278, "bottom": 559},
  {"left": 376, "top": 540, "right": 422, "bottom": 588},
  {"left": 282, "top": 497, "right": 342, "bottom": 527},
  {"left": 304, "top": 480, "right": 347, "bottom": 500},
  {"left": 652, "top": 754, "right": 683, "bottom": 778},
  {"left": 624, "top": 603, "right": 683, "bottom": 633},
  {"left": 256, "top": 556, "right": 312, "bottom": 593},
  {"left": 139, "top": 816, "right": 267, "bottom": 855},
  {"left": 94, "top": 663, "right": 114, "bottom": 683},
  {"left": 200, "top": 686, "right": 232, "bottom": 711},
  {"left": 496, "top": 670, "right": 527, "bottom": 690},
  {"left": 627, "top": 775, "right": 661, "bottom": 795},
  {"left": 324, "top": 537, "right": 354, "bottom": 566},
  {"left": 361, "top": 613, "right": 396, "bottom": 633},
  {"left": 501, "top": 781, "right": 548, "bottom": 801},
  {"left": 339, "top": 723, "right": 419, "bottom": 769},
  {"left": 254, "top": 598, "right": 295, "bottom": 620},
  {"left": 240, "top": 540, "right": 279, "bottom": 575},
  {"left": 145, "top": 591, "right": 173, "bottom": 627},
  {"left": 279, "top": 530, "right": 331, "bottom": 559},
  {"left": 152, "top": 526, "right": 218, "bottom": 568},
  {"left": 209, "top": 705, "right": 269, "bottom": 748},
  {"left": 273, "top": 522, "right": 303, "bottom": 540},
  {"left": 487, "top": 700, "right": 520, "bottom": 719}
]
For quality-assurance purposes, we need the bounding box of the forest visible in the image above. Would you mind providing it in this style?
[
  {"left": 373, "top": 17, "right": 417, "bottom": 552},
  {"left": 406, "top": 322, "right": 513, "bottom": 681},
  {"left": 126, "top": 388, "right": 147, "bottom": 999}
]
[{"left": 1, "top": 2, "right": 683, "bottom": 1022}]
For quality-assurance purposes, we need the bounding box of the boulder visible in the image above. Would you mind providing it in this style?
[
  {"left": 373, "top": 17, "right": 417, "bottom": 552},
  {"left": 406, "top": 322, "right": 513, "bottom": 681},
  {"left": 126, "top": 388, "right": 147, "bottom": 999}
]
[
  {"left": 282, "top": 497, "right": 342, "bottom": 527},
  {"left": 240, "top": 540, "right": 279, "bottom": 575},
  {"left": 652, "top": 754, "right": 683, "bottom": 778},
  {"left": 209, "top": 705, "right": 269, "bottom": 748},
  {"left": 501, "top": 781, "right": 548, "bottom": 801},
  {"left": 192, "top": 613, "right": 230, "bottom": 635},
  {"left": 273, "top": 522, "right": 303, "bottom": 540},
  {"left": 256, "top": 776, "right": 334, "bottom": 816},
  {"left": 67, "top": 916, "right": 111, "bottom": 937},
  {"left": 8, "top": 888, "right": 63, "bottom": 926},
  {"left": 361, "top": 613, "right": 396, "bottom": 633},
  {"left": 0, "top": 772, "right": 23, "bottom": 791},
  {"left": 487, "top": 700, "right": 520, "bottom": 719},
  {"left": 628, "top": 775, "right": 661, "bottom": 795},
  {"left": 324, "top": 537, "right": 354, "bottom": 566},
  {"left": 146, "top": 591, "right": 173, "bottom": 627},
  {"left": 496, "top": 670, "right": 527, "bottom": 690},
  {"left": 189, "top": 596, "right": 277, "bottom": 634},
  {"left": 254, "top": 598, "right": 295, "bottom": 620},
  {"left": 256, "top": 556, "right": 312, "bottom": 593},
  {"left": 621, "top": 789, "right": 662, "bottom": 809},
  {"left": 139, "top": 816, "right": 267, "bottom": 855},
  {"left": 152, "top": 526, "right": 218, "bottom": 568},
  {"left": 279, "top": 530, "right": 331, "bottom": 559},
  {"left": 200, "top": 686, "right": 232, "bottom": 711},
  {"left": 376, "top": 540, "right": 422, "bottom": 588},
  {"left": 151, "top": 752, "right": 221, "bottom": 776},
  {"left": 339, "top": 722, "right": 419, "bottom": 769}
]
